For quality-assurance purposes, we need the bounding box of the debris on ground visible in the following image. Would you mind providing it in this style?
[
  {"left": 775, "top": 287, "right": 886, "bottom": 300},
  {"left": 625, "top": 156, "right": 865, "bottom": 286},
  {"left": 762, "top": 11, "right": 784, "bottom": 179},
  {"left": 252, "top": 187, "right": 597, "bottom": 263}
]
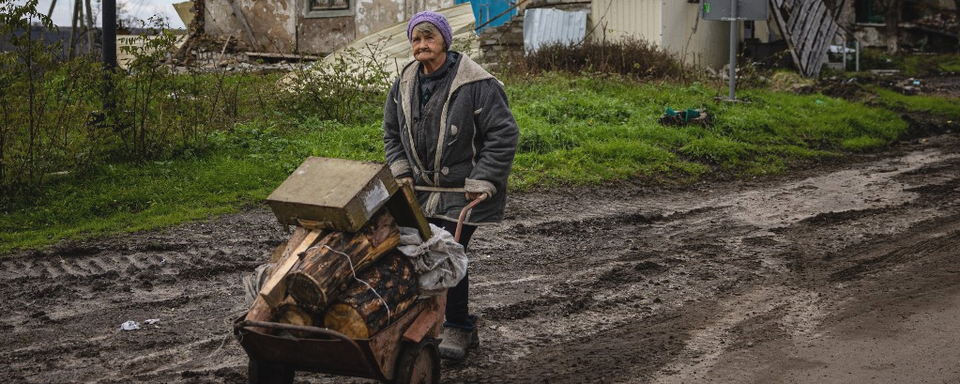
[
  {"left": 120, "top": 320, "right": 141, "bottom": 331},
  {"left": 658, "top": 107, "right": 710, "bottom": 127}
]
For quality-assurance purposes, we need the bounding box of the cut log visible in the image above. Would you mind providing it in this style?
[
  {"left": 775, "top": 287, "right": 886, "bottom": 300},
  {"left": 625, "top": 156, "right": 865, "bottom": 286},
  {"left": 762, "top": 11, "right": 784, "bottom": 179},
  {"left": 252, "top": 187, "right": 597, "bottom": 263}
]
[
  {"left": 283, "top": 209, "right": 400, "bottom": 310},
  {"left": 323, "top": 251, "right": 420, "bottom": 339},
  {"left": 258, "top": 228, "right": 325, "bottom": 308},
  {"left": 276, "top": 298, "right": 317, "bottom": 338},
  {"left": 244, "top": 227, "right": 318, "bottom": 332}
]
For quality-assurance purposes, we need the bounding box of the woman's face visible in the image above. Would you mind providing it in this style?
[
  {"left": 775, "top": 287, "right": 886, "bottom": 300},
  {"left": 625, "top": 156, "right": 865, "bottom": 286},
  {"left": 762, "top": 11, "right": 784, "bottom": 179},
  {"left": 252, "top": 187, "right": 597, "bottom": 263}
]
[{"left": 410, "top": 29, "right": 445, "bottom": 67}]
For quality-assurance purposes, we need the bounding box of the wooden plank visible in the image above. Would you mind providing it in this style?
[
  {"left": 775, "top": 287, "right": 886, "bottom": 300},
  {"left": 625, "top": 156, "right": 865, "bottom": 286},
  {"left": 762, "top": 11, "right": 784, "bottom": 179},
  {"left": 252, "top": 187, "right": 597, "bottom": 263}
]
[
  {"left": 801, "top": 7, "right": 831, "bottom": 71},
  {"left": 797, "top": 7, "right": 825, "bottom": 69},
  {"left": 385, "top": 183, "right": 432, "bottom": 241},
  {"left": 770, "top": 0, "right": 803, "bottom": 74},
  {"left": 806, "top": 14, "right": 839, "bottom": 76},
  {"left": 807, "top": 18, "right": 832, "bottom": 68},
  {"left": 258, "top": 229, "right": 324, "bottom": 308},
  {"left": 796, "top": 1, "right": 825, "bottom": 63},
  {"left": 271, "top": 226, "right": 311, "bottom": 263},
  {"left": 787, "top": 0, "right": 813, "bottom": 33},
  {"left": 777, "top": 0, "right": 795, "bottom": 16},
  {"left": 401, "top": 296, "right": 444, "bottom": 343},
  {"left": 809, "top": 18, "right": 841, "bottom": 76},
  {"left": 794, "top": 0, "right": 820, "bottom": 37},
  {"left": 792, "top": 2, "right": 820, "bottom": 47}
]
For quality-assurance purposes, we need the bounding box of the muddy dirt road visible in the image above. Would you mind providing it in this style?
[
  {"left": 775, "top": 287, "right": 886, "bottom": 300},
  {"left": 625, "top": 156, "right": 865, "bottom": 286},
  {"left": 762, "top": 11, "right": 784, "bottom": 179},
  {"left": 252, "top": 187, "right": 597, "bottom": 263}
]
[{"left": 2, "top": 132, "right": 959, "bottom": 384}]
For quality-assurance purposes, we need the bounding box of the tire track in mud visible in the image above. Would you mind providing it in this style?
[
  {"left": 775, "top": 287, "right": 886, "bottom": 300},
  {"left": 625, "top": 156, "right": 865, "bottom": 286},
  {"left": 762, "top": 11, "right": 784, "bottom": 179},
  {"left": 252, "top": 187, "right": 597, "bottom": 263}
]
[
  {"left": 452, "top": 141, "right": 960, "bottom": 384},
  {"left": 828, "top": 213, "right": 960, "bottom": 281},
  {"left": 4, "top": 137, "right": 960, "bottom": 383}
]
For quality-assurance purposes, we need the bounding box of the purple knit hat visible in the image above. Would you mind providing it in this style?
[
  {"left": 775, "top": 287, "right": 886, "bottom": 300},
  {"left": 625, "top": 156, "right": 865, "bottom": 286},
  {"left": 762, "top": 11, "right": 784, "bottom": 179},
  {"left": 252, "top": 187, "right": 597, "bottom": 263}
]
[{"left": 407, "top": 11, "right": 453, "bottom": 51}]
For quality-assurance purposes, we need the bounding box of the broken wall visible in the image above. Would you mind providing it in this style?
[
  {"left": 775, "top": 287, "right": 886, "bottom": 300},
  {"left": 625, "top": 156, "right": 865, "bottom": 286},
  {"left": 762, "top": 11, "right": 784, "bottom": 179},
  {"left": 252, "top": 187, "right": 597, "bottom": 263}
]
[
  {"left": 204, "top": 0, "right": 299, "bottom": 52},
  {"left": 203, "top": 0, "right": 454, "bottom": 55},
  {"left": 356, "top": 0, "right": 454, "bottom": 37}
]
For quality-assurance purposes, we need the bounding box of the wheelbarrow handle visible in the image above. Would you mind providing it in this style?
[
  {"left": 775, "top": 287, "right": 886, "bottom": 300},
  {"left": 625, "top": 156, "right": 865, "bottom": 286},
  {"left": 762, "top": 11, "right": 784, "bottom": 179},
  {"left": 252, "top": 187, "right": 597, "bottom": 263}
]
[{"left": 455, "top": 194, "right": 486, "bottom": 243}]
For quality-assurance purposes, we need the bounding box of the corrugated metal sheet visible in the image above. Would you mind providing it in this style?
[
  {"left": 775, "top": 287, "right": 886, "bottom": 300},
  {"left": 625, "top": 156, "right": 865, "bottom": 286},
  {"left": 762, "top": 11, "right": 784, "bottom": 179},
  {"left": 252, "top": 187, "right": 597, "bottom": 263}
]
[
  {"left": 523, "top": 8, "right": 588, "bottom": 53},
  {"left": 591, "top": 0, "right": 729, "bottom": 69},
  {"left": 591, "top": 0, "right": 661, "bottom": 45},
  {"left": 280, "top": 3, "right": 477, "bottom": 87},
  {"left": 326, "top": 2, "right": 478, "bottom": 79},
  {"left": 661, "top": 1, "right": 729, "bottom": 69}
]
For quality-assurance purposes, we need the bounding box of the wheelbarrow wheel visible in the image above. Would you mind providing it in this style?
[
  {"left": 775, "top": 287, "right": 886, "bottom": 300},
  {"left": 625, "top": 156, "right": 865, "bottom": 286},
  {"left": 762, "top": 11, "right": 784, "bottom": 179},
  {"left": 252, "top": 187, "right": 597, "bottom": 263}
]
[
  {"left": 248, "top": 358, "right": 294, "bottom": 384},
  {"left": 394, "top": 338, "right": 440, "bottom": 384}
]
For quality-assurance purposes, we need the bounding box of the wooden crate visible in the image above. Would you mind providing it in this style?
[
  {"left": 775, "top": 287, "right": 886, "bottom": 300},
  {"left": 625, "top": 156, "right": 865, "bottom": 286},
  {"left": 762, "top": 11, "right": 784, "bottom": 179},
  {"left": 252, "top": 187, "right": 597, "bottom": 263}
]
[{"left": 266, "top": 157, "right": 398, "bottom": 233}]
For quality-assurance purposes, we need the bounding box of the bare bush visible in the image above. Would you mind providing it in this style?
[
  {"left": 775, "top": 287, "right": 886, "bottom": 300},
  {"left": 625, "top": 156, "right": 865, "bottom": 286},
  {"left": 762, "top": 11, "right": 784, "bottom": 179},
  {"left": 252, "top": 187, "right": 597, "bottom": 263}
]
[{"left": 512, "top": 37, "right": 686, "bottom": 80}]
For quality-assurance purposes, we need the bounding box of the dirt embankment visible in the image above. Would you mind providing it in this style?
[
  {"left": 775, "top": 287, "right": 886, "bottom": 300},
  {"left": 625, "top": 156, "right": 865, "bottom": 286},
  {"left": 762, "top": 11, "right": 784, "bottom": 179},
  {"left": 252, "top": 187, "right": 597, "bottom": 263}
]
[{"left": 2, "top": 129, "right": 959, "bottom": 382}]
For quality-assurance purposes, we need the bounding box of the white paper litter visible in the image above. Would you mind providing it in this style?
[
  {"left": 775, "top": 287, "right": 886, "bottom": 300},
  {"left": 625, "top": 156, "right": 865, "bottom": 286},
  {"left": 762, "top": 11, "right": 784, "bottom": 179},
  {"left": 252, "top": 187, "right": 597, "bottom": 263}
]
[{"left": 120, "top": 320, "right": 141, "bottom": 331}]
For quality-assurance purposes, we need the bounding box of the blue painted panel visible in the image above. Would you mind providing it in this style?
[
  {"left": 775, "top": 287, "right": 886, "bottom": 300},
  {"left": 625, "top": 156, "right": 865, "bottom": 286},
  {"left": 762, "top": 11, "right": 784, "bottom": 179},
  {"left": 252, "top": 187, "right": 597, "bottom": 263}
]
[{"left": 455, "top": 0, "right": 517, "bottom": 32}]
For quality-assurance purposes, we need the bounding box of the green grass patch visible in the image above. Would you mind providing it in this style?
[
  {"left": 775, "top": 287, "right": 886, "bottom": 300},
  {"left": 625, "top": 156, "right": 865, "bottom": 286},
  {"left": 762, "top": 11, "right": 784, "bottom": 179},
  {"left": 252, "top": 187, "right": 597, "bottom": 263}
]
[
  {"left": 871, "top": 86, "right": 960, "bottom": 120},
  {"left": 901, "top": 53, "right": 960, "bottom": 76},
  {"left": 1, "top": 72, "right": 920, "bottom": 253}
]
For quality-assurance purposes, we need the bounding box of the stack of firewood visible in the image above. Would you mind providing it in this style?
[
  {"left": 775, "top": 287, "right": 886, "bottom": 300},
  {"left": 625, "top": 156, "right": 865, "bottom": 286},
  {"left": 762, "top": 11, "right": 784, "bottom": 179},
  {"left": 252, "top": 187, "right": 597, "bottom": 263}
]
[{"left": 245, "top": 208, "right": 421, "bottom": 339}]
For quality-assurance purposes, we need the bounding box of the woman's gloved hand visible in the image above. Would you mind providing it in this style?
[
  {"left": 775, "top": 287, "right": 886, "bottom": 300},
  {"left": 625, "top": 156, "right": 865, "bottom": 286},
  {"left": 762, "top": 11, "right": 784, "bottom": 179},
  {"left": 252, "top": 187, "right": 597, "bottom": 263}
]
[{"left": 465, "top": 192, "right": 487, "bottom": 201}]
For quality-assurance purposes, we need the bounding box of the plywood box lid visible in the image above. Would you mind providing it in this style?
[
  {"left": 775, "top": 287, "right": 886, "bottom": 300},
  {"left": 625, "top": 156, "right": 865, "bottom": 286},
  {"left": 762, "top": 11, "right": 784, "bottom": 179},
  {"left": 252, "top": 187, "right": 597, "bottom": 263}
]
[{"left": 266, "top": 157, "right": 398, "bottom": 232}]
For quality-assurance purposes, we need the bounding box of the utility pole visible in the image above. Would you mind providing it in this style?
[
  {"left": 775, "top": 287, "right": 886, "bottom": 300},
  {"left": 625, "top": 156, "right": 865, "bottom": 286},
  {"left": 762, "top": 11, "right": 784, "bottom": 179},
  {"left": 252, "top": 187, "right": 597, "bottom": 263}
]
[
  {"left": 103, "top": 0, "right": 117, "bottom": 116},
  {"left": 68, "top": 0, "right": 80, "bottom": 59},
  {"left": 84, "top": 0, "right": 95, "bottom": 54}
]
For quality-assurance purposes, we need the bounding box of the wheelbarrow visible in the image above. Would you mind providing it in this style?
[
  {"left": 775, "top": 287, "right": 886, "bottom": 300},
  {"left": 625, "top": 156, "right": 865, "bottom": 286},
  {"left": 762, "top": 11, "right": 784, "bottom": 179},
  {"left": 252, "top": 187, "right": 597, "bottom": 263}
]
[
  {"left": 233, "top": 192, "right": 486, "bottom": 384},
  {"left": 234, "top": 292, "right": 444, "bottom": 384}
]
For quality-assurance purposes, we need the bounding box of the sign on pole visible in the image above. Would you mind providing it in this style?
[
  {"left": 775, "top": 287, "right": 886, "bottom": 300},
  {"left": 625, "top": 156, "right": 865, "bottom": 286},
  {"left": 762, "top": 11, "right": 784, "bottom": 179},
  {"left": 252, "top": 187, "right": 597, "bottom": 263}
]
[{"left": 702, "top": 0, "right": 768, "bottom": 100}]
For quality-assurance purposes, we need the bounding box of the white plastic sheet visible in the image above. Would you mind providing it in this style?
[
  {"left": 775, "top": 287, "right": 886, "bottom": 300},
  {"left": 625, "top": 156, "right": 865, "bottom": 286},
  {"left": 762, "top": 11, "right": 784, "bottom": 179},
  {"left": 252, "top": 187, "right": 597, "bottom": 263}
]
[{"left": 397, "top": 224, "right": 468, "bottom": 295}]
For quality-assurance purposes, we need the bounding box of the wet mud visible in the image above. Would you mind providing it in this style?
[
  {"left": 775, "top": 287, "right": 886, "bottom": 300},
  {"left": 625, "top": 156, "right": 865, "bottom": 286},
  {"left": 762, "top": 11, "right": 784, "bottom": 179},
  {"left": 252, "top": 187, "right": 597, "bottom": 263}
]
[{"left": 2, "top": 130, "right": 959, "bottom": 383}]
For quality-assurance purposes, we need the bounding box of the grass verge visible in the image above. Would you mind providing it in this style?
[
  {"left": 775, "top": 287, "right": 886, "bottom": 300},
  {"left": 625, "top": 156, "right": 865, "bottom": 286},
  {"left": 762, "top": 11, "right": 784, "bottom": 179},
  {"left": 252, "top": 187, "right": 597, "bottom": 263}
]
[{"left": 0, "top": 72, "right": 930, "bottom": 254}]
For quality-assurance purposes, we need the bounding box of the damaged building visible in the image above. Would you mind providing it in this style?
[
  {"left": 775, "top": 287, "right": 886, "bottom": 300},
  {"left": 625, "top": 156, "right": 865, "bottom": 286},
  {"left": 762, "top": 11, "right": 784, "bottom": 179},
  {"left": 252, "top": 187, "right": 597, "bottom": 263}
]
[
  {"left": 180, "top": 0, "right": 955, "bottom": 77},
  {"left": 834, "top": 0, "right": 959, "bottom": 52},
  {"left": 196, "top": 0, "right": 493, "bottom": 55}
]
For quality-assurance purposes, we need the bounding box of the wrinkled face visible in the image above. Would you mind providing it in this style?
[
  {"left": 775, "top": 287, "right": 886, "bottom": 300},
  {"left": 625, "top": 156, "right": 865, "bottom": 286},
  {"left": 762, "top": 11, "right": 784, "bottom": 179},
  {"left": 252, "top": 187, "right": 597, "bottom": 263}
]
[{"left": 410, "top": 27, "right": 445, "bottom": 65}]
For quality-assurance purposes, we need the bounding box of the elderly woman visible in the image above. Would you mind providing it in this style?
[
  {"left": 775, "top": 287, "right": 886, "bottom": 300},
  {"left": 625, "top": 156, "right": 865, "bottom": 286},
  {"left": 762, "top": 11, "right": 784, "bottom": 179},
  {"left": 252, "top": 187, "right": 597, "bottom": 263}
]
[{"left": 382, "top": 11, "right": 519, "bottom": 360}]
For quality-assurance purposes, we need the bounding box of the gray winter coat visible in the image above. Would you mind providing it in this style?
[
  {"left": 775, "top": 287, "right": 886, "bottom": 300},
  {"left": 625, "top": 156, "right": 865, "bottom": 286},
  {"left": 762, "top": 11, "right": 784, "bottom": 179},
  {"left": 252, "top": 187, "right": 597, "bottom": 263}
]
[{"left": 383, "top": 53, "right": 519, "bottom": 225}]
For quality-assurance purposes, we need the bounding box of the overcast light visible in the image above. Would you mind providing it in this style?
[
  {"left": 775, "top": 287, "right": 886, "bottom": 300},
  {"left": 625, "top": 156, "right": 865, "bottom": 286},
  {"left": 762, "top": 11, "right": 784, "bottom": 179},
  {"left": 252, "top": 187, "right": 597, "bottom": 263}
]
[{"left": 12, "top": 0, "right": 188, "bottom": 29}]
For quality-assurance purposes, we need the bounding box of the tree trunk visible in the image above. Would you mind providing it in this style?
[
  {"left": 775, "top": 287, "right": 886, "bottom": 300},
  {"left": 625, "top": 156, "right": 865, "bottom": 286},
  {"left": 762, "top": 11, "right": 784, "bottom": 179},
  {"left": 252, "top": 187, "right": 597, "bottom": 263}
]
[
  {"left": 955, "top": 0, "right": 960, "bottom": 53},
  {"left": 283, "top": 210, "right": 400, "bottom": 311},
  {"left": 84, "top": 0, "right": 94, "bottom": 54},
  {"left": 323, "top": 252, "right": 420, "bottom": 339}
]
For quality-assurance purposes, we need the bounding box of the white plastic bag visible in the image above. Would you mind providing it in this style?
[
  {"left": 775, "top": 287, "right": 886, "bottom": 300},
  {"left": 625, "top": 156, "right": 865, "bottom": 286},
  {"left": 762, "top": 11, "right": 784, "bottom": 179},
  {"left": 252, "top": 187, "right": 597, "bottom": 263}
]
[{"left": 397, "top": 224, "right": 468, "bottom": 294}]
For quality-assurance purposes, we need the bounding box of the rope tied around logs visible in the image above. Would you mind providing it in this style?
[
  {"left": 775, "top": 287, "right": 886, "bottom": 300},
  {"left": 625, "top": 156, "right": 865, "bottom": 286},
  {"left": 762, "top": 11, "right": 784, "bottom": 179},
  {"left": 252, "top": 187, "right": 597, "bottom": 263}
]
[{"left": 320, "top": 244, "right": 392, "bottom": 323}]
